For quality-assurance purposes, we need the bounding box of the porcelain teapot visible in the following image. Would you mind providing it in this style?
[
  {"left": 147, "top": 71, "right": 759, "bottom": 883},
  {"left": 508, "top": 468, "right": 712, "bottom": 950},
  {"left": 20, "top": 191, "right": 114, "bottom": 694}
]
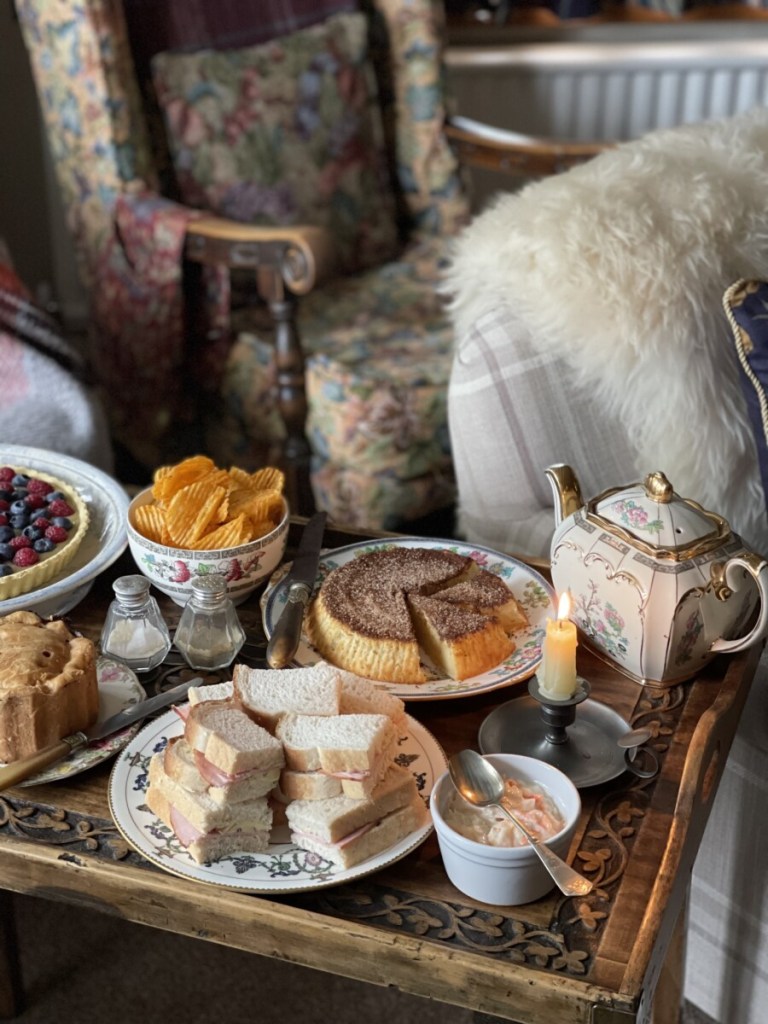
[{"left": 546, "top": 465, "right": 768, "bottom": 687}]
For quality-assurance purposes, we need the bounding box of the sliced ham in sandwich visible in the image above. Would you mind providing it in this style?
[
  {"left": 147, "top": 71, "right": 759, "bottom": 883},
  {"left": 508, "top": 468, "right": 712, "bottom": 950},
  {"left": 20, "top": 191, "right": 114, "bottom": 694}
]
[
  {"left": 285, "top": 765, "right": 428, "bottom": 870},
  {"left": 276, "top": 712, "right": 398, "bottom": 800}
]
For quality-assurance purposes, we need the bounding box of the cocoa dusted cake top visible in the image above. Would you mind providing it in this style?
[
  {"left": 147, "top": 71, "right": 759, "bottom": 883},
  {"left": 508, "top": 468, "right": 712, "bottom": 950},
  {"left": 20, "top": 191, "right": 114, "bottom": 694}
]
[
  {"left": 308, "top": 546, "right": 521, "bottom": 683},
  {"left": 318, "top": 546, "right": 475, "bottom": 639}
]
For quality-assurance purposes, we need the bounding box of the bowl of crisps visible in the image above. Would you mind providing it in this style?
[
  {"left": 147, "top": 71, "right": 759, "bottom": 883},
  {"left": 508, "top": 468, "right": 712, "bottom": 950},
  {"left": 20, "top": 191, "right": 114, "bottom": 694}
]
[{"left": 126, "top": 455, "right": 289, "bottom": 606}]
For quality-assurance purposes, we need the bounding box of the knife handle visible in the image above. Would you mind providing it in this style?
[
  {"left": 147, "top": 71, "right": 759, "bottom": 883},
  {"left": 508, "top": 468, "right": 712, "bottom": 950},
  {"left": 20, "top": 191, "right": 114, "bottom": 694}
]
[
  {"left": 0, "top": 734, "right": 86, "bottom": 791},
  {"left": 267, "top": 582, "right": 312, "bottom": 669}
]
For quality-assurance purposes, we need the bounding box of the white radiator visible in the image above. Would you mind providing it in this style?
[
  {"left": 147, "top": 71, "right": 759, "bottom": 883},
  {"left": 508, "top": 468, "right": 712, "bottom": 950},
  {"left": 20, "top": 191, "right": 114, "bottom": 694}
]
[{"left": 445, "top": 37, "right": 768, "bottom": 143}]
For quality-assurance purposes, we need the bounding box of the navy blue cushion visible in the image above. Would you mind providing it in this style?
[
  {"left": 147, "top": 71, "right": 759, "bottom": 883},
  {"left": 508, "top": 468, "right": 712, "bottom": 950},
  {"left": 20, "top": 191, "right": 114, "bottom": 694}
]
[{"left": 723, "top": 280, "right": 768, "bottom": 510}]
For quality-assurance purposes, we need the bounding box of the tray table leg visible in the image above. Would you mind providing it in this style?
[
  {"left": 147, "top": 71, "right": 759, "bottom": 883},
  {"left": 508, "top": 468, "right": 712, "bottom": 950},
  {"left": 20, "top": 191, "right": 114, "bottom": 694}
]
[
  {"left": 0, "top": 892, "right": 23, "bottom": 1020},
  {"left": 650, "top": 898, "right": 686, "bottom": 1024}
]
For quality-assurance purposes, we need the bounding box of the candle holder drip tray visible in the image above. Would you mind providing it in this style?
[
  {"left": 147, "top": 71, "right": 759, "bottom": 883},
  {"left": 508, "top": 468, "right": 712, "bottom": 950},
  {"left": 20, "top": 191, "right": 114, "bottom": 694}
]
[{"left": 478, "top": 693, "right": 658, "bottom": 789}]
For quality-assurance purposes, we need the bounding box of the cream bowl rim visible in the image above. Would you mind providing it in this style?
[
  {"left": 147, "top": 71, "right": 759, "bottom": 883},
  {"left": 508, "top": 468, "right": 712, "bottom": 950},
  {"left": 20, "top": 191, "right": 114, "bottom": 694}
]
[{"left": 430, "top": 752, "right": 581, "bottom": 861}]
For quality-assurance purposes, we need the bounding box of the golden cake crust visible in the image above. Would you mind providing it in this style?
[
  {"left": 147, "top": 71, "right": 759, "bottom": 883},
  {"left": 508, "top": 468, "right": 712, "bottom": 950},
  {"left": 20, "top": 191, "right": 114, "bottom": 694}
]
[
  {"left": 307, "top": 547, "right": 521, "bottom": 684},
  {"left": 0, "top": 610, "right": 98, "bottom": 762}
]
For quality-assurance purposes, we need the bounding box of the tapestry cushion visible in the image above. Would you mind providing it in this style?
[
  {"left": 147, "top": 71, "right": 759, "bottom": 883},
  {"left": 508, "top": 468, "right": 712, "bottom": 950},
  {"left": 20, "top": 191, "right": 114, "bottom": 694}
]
[
  {"left": 310, "top": 458, "right": 456, "bottom": 531},
  {"left": 369, "top": 0, "right": 470, "bottom": 238},
  {"left": 722, "top": 280, "right": 768, "bottom": 517},
  {"left": 204, "top": 236, "right": 456, "bottom": 528},
  {"left": 303, "top": 235, "right": 454, "bottom": 479},
  {"left": 151, "top": 11, "right": 400, "bottom": 274}
]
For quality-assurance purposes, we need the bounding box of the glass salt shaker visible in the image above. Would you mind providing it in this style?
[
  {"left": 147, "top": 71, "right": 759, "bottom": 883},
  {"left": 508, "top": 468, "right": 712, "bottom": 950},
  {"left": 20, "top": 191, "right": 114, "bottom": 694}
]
[
  {"left": 173, "top": 574, "right": 245, "bottom": 671},
  {"left": 100, "top": 575, "right": 172, "bottom": 672}
]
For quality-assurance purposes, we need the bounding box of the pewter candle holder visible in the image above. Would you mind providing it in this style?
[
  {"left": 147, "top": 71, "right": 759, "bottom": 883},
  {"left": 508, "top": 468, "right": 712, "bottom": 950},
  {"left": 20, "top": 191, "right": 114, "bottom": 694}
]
[{"left": 478, "top": 674, "right": 656, "bottom": 788}]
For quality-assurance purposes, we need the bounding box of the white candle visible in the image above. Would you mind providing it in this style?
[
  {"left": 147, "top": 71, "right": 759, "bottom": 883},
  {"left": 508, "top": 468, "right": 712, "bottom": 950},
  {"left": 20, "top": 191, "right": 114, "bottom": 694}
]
[{"left": 538, "top": 591, "right": 578, "bottom": 700}]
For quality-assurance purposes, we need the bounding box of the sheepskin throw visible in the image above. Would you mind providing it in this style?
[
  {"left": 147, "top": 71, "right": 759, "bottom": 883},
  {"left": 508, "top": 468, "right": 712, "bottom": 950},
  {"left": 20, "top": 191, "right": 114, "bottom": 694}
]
[{"left": 445, "top": 108, "right": 768, "bottom": 555}]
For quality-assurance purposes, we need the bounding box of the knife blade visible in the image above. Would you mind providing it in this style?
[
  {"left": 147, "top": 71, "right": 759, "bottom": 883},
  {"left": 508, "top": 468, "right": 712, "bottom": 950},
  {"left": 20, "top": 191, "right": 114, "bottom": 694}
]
[
  {"left": 266, "top": 510, "right": 327, "bottom": 669},
  {"left": 0, "top": 676, "right": 201, "bottom": 791}
]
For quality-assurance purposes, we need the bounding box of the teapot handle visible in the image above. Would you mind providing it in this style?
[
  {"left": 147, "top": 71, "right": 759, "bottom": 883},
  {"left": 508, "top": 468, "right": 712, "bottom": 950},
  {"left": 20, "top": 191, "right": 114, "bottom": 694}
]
[{"left": 709, "top": 553, "right": 768, "bottom": 654}]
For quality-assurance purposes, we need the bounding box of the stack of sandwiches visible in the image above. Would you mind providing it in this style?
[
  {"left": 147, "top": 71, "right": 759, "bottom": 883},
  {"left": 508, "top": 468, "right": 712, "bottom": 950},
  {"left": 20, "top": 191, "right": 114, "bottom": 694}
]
[
  {"left": 146, "top": 700, "right": 284, "bottom": 864},
  {"left": 147, "top": 662, "right": 427, "bottom": 869}
]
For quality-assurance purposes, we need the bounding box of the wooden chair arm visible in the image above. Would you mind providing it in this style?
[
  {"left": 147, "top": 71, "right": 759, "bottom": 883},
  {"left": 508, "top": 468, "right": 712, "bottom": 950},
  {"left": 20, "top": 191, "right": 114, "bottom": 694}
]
[
  {"left": 185, "top": 216, "right": 336, "bottom": 295},
  {"left": 446, "top": 115, "right": 609, "bottom": 177}
]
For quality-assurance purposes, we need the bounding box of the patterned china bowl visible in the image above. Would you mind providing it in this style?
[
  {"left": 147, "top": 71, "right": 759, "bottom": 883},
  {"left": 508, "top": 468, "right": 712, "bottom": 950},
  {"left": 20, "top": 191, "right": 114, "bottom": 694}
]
[{"left": 126, "top": 487, "right": 289, "bottom": 607}]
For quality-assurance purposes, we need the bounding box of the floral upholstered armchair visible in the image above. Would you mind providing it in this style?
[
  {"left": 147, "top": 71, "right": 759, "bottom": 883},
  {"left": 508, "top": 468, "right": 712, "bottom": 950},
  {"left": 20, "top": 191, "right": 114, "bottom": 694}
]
[{"left": 17, "top": 0, "right": 602, "bottom": 527}]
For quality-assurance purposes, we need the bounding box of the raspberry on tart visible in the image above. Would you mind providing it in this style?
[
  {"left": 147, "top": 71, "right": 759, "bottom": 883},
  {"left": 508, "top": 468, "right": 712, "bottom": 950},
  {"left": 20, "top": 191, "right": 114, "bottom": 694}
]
[{"left": 0, "top": 467, "right": 90, "bottom": 601}]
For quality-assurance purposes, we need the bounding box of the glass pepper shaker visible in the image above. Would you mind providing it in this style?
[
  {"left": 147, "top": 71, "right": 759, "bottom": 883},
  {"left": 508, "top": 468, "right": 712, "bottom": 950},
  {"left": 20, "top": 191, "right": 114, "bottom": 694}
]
[
  {"left": 173, "top": 574, "right": 245, "bottom": 671},
  {"left": 100, "top": 575, "right": 172, "bottom": 672}
]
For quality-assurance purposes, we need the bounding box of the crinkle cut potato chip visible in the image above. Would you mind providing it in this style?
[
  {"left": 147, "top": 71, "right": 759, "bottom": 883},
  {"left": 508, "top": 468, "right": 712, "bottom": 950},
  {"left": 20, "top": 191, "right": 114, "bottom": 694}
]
[
  {"left": 151, "top": 455, "right": 216, "bottom": 503},
  {"left": 166, "top": 483, "right": 227, "bottom": 547},
  {"left": 249, "top": 467, "right": 285, "bottom": 493},
  {"left": 133, "top": 503, "right": 170, "bottom": 545},
  {"left": 136, "top": 456, "right": 286, "bottom": 551}
]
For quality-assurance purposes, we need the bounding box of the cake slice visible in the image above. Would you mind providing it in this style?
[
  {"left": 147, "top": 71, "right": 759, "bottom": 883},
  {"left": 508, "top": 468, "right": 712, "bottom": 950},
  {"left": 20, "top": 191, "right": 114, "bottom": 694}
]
[
  {"left": 434, "top": 569, "right": 528, "bottom": 632},
  {"left": 407, "top": 593, "right": 515, "bottom": 681}
]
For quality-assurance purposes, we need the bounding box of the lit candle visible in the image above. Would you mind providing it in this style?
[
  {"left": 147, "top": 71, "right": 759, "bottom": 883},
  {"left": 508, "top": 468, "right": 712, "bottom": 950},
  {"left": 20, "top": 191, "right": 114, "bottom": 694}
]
[{"left": 538, "top": 591, "right": 578, "bottom": 700}]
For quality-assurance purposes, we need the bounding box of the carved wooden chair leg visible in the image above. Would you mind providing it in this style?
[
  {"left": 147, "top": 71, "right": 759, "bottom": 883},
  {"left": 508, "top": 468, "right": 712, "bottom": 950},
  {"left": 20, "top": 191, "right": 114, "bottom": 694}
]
[
  {"left": 262, "top": 274, "right": 314, "bottom": 518},
  {"left": 0, "top": 892, "right": 23, "bottom": 1020}
]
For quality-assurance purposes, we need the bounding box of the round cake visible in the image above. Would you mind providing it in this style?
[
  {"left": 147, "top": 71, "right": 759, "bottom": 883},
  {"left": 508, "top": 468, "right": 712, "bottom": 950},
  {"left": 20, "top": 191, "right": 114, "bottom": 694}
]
[
  {"left": 0, "top": 465, "right": 90, "bottom": 602},
  {"left": 0, "top": 610, "right": 98, "bottom": 762},
  {"left": 306, "top": 547, "right": 522, "bottom": 684}
]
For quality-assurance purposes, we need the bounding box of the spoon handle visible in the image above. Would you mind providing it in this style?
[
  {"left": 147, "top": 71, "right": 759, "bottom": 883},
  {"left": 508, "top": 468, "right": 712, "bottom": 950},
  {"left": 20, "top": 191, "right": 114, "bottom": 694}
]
[{"left": 496, "top": 803, "right": 593, "bottom": 897}]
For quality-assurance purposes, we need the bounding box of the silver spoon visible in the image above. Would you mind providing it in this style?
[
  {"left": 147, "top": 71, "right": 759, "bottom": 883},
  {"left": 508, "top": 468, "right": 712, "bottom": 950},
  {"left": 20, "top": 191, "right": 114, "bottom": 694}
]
[
  {"left": 617, "top": 726, "right": 653, "bottom": 749},
  {"left": 448, "top": 750, "right": 593, "bottom": 898}
]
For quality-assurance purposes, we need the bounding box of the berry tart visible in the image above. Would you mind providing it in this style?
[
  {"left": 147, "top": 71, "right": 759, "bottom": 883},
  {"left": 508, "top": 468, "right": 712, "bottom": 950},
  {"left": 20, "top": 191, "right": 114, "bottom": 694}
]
[{"left": 0, "top": 466, "right": 90, "bottom": 602}]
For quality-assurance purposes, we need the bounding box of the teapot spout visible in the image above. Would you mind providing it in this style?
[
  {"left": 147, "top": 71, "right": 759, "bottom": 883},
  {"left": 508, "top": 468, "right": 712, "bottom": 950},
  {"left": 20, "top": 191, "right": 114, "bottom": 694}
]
[{"left": 546, "top": 464, "right": 584, "bottom": 528}]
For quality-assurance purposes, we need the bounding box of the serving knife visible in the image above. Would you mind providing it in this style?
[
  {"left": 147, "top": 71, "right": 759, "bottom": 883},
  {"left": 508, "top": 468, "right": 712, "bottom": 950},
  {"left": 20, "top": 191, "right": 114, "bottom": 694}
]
[
  {"left": 266, "top": 510, "right": 327, "bottom": 670},
  {"left": 0, "top": 676, "right": 201, "bottom": 791}
]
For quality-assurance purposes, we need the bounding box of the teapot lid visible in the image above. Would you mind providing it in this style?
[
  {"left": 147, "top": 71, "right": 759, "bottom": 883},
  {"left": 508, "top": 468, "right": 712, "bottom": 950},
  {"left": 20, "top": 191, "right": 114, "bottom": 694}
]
[{"left": 588, "top": 471, "right": 730, "bottom": 559}]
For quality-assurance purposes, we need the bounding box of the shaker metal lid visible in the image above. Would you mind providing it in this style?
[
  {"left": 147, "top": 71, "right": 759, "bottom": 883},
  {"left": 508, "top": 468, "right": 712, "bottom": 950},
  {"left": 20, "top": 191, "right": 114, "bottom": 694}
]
[{"left": 587, "top": 471, "right": 730, "bottom": 559}]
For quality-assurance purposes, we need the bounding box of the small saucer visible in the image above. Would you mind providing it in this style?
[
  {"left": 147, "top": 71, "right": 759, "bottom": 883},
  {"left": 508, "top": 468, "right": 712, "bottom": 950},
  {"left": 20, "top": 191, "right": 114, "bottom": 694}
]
[{"left": 478, "top": 696, "right": 657, "bottom": 788}]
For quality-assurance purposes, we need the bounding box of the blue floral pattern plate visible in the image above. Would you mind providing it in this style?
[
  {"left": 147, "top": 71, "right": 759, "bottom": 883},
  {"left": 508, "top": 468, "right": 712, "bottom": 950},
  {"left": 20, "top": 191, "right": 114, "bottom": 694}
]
[
  {"left": 5, "top": 657, "right": 146, "bottom": 786},
  {"left": 261, "top": 537, "right": 556, "bottom": 700},
  {"left": 108, "top": 708, "right": 445, "bottom": 894}
]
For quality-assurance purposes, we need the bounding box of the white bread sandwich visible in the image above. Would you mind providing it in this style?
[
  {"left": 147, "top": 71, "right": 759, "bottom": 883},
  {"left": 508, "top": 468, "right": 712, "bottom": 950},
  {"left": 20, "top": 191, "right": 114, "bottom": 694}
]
[
  {"left": 162, "top": 736, "right": 279, "bottom": 804},
  {"left": 184, "top": 699, "right": 285, "bottom": 789},
  {"left": 232, "top": 661, "right": 342, "bottom": 732},
  {"left": 285, "top": 765, "right": 428, "bottom": 869},
  {"left": 337, "top": 670, "right": 406, "bottom": 727},
  {"left": 146, "top": 753, "right": 272, "bottom": 865},
  {"left": 187, "top": 680, "right": 234, "bottom": 705},
  {"left": 276, "top": 712, "right": 398, "bottom": 800}
]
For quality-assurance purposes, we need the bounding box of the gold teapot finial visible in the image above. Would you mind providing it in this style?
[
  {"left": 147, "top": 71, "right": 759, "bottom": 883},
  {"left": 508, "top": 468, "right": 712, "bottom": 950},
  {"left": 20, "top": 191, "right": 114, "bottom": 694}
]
[{"left": 644, "top": 471, "right": 674, "bottom": 503}]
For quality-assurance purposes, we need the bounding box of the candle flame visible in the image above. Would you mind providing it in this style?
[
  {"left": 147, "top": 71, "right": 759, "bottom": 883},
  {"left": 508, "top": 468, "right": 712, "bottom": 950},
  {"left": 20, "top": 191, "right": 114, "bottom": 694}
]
[{"left": 557, "top": 591, "right": 571, "bottom": 621}]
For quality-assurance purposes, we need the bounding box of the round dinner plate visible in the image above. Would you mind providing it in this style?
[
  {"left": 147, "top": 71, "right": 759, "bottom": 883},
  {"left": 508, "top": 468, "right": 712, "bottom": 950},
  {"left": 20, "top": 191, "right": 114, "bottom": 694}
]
[
  {"left": 0, "top": 444, "right": 130, "bottom": 617},
  {"left": 108, "top": 709, "right": 445, "bottom": 893},
  {"left": 261, "top": 537, "right": 556, "bottom": 700},
  {"left": 4, "top": 657, "right": 146, "bottom": 786}
]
